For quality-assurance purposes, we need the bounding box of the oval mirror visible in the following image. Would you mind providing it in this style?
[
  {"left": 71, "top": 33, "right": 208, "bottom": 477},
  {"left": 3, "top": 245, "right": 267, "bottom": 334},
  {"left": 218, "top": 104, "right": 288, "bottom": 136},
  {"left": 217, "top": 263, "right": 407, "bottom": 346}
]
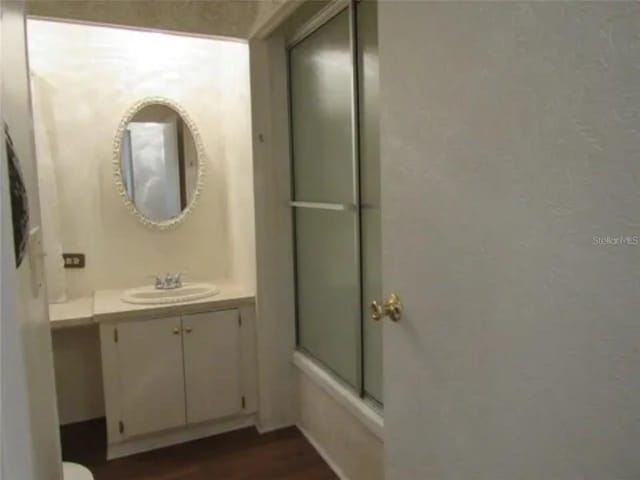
[{"left": 114, "top": 98, "right": 204, "bottom": 228}]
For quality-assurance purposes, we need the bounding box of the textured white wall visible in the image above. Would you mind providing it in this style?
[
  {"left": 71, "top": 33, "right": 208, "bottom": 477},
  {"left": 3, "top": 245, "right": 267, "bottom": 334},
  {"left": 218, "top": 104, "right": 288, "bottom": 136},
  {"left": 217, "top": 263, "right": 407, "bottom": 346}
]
[
  {"left": 379, "top": 2, "right": 640, "bottom": 479},
  {"left": 27, "top": 19, "right": 255, "bottom": 298},
  {"left": 249, "top": 34, "right": 297, "bottom": 432},
  {"left": 31, "top": 73, "right": 68, "bottom": 303}
]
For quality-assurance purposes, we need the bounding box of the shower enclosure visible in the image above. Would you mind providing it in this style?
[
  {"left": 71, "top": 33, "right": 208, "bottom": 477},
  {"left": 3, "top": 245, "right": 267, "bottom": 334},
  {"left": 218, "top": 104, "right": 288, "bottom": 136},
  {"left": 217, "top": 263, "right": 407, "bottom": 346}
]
[{"left": 288, "top": 0, "right": 381, "bottom": 404}]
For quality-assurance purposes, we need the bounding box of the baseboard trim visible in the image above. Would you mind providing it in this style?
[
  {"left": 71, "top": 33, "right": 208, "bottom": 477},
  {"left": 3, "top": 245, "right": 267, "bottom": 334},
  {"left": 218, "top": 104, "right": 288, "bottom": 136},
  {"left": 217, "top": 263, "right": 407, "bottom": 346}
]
[
  {"left": 297, "top": 424, "right": 351, "bottom": 480},
  {"left": 255, "top": 421, "right": 295, "bottom": 434},
  {"left": 59, "top": 414, "right": 104, "bottom": 427},
  {"left": 107, "top": 414, "right": 256, "bottom": 460}
]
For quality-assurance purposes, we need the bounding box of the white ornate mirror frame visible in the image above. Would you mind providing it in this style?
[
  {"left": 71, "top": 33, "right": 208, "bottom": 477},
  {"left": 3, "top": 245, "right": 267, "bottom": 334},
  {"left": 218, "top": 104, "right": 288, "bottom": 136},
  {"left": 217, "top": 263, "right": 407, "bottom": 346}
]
[{"left": 112, "top": 96, "right": 206, "bottom": 230}]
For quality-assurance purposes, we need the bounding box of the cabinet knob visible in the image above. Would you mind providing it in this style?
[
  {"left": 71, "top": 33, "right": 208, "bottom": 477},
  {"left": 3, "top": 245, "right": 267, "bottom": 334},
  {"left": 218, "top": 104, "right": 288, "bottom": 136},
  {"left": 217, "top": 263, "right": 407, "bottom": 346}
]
[
  {"left": 184, "top": 326, "right": 192, "bottom": 334},
  {"left": 172, "top": 327, "right": 180, "bottom": 335}
]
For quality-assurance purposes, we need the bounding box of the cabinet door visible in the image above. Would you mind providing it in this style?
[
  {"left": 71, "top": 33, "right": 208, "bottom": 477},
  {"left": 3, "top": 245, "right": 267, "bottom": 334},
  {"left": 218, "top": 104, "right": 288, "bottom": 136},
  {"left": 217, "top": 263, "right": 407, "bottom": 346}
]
[
  {"left": 117, "top": 316, "right": 186, "bottom": 437},
  {"left": 182, "top": 310, "right": 242, "bottom": 424}
]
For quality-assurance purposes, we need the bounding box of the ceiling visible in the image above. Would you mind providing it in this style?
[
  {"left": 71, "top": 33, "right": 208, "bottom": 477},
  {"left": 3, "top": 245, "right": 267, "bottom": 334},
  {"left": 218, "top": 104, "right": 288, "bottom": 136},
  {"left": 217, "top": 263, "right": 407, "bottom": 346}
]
[{"left": 27, "top": 0, "right": 296, "bottom": 39}]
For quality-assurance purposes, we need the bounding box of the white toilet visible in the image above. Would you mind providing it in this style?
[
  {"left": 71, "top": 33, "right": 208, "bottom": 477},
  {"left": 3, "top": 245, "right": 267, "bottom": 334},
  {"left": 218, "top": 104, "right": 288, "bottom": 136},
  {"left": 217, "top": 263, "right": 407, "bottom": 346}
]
[{"left": 63, "top": 462, "right": 94, "bottom": 480}]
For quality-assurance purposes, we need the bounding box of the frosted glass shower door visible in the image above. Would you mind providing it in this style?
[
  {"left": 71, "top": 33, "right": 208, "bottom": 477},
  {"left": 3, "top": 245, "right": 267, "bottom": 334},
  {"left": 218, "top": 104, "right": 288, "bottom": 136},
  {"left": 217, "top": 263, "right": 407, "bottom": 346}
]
[{"left": 290, "top": 8, "right": 360, "bottom": 387}]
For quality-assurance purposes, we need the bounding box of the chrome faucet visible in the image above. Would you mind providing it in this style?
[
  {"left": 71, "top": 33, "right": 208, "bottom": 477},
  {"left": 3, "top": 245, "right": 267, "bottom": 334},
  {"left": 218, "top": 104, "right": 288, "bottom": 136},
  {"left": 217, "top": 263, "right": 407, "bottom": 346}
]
[{"left": 151, "top": 273, "right": 183, "bottom": 290}]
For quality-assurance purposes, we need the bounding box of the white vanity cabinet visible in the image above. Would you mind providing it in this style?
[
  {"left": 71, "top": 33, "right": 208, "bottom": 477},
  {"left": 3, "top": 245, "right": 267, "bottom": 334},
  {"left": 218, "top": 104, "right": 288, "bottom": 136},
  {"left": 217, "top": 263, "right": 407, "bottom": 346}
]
[
  {"left": 98, "top": 302, "right": 257, "bottom": 459},
  {"left": 116, "top": 315, "right": 187, "bottom": 438},
  {"left": 182, "top": 311, "right": 242, "bottom": 424}
]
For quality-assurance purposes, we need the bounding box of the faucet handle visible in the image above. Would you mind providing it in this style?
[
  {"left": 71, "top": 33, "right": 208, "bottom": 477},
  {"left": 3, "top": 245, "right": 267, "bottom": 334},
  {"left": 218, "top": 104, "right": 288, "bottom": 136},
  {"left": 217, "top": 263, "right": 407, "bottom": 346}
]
[
  {"left": 173, "top": 272, "right": 185, "bottom": 288},
  {"left": 146, "top": 274, "right": 164, "bottom": 288},
  {"left": 160, "top": 272, "right": 185, "bottom": 289}
]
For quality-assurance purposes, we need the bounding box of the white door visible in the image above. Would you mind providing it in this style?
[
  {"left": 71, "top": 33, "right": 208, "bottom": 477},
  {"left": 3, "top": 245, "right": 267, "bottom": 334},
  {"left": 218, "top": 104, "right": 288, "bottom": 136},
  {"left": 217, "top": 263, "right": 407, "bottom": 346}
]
[
  {"left": 117, "top": 317, "right": 186, "bottom": 437},
  {"left": 1, "top": 2, "right": 62, "bottom": 479},
  {"left": 182, "top": 310, "right": 242, "bottom": 424},
  {"left": 379, "top": 3, "right": 640, "bottom": 479}
]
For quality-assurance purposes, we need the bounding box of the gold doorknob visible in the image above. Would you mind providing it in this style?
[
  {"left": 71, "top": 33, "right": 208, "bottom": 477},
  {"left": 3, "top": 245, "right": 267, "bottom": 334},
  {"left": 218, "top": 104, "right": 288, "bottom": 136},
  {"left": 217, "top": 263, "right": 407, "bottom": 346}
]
[
  {"left": 370, "top": 293, "right": 402, "bottom": 322},
  {"left": 371, "top": 300, "right": 384, "bottom": 321}
]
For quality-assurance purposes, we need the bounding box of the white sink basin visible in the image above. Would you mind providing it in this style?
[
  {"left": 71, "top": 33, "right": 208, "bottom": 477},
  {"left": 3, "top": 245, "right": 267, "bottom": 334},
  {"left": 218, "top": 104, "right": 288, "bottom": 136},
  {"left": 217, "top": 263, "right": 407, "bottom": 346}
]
[{"left": 122, "top": 283, "right": 220, "bottom": 305}]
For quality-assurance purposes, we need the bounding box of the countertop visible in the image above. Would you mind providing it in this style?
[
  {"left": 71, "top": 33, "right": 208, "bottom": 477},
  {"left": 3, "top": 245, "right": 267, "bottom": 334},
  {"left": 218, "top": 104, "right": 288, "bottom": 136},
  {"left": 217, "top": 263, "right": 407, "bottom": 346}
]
[
  {"left": 49, "top": 296, "right": 95, "bottom": 330},
  {"left": 49, "top": 284, "right": 255, "bottom": 329},
  {"left": 93, "top": 284, "right": 255, "bottom": 322}
]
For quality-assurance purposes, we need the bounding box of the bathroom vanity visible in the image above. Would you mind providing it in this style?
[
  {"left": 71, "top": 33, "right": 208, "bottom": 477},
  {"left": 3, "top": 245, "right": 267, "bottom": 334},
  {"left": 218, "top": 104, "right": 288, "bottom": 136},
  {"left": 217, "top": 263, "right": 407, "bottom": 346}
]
[
  {"left": 95, "top": 286, "right": 257, "bottom": 459},
  {"left": 50, "top": 286, "right": 258, "bottom": 459},
  {"left": 40, "top": 90, "right": 261, "bottom": 458}
]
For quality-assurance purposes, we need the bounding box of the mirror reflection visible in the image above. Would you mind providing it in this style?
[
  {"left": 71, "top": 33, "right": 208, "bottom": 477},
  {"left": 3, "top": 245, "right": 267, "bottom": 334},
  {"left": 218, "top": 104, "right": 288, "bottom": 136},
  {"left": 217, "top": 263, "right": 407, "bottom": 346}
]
[{"left": 120, "top": 104, "right": 198, "bottom": 221}]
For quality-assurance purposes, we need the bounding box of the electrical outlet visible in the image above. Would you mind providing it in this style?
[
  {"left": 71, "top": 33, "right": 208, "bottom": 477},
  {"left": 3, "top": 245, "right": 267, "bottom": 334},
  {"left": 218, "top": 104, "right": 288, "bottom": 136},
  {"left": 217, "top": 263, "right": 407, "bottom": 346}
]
[{"left": 62, "top": 253, "right": 85, "bottom": 269}]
